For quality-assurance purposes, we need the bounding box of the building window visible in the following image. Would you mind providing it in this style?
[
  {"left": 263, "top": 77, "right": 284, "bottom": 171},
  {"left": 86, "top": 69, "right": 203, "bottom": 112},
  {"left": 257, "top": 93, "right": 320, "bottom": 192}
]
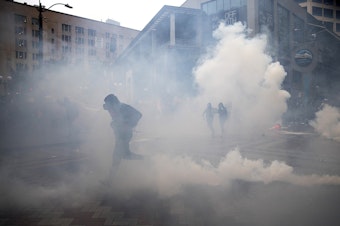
[
  {"left": 62, "top": 35, "right": 71, "bottom": 42},
  {"left": 31, "top": 18, "right": 39, "bottom": 26},
  {"left": 324, "top": 8, "right": 334, "bottom": 18},
  {"left": 76, "top": 26, "right": 84, "bottom": 35},
  {"left": 62, "top": 24, "right": 71, "bottom": 32},
  {"left": 88, "top": 49, "right": 96, "bottom": 56},
  {"left": 223, "top": 0, "right": 230, "bottom": 10},
  {"left": 324, "top": 21, "right": 333, "bottom": 30},
  {"left": 88, "top": 29, "right": 96, "bottom": 37},
  {"left": 76, "top": 37, "right": 84, "bottom": 44},
  {"left": 15, "top": 26, "right": 26, "bottom": 35},
  {"left": 202, "top": 0, "right": 217, "bottom": 15},
  {"left": 32, "top": 41, "right": 39, "bottom": 49},
  {"left": 259, "top": 0, "right": 273, "bottom": 12},
  {"left": 324, "top": 0, "right": 334, "bottom": 5},
  {"left": 312, "top": 7, "right": 322, "bottom": 16},
  {"left": 16, "top": 51, "right": 27, "bottom": 59},
  {"left": 110, "top": 37, "right": 117, "bottom": 52},
  {"left": 32, "top": 29, "right": 39, "bottom": 37},
  {"left": 76, "top": 47, "right": 84, "bottom": 55},
  {"left": 51, "top": 28, "right": 55, "bottom": 34},
  {"left": 230, "top": 0, "right": 246, "bottom": 8},
  {"left": 277, "top": 4, "right": 290, "bottom": 56},
  {"left": 15, "top": 14, "right": 27, "bottom": 24},
  {"left": 16, "top": 63, "right": 27, "bottom": 71},
  {"left": 336, "top": 23, "right": 340, "bottom": 32},
  {"left": 336, "top": 10, "right": 340, "bottom": 19},
  {"left": 259, "top": 0, "right": 274, "bottom": 32},
  {"left": 51, "top": 38, "right": 55, "bottom": 44},
  {"left": 32, "top": 53, "right": 40, "bottom": 61},
  {"left": 62, "top": 45, "right": 71, "bottom": 53},
  {"left": 88, "top": 39, "right": 95, "bottom": 46},
  {"left": 105, "top": 32, "right": 110, "bottom": 39},
  {"left": 16, "top": 39, "right": 27, "bottom": 47}
]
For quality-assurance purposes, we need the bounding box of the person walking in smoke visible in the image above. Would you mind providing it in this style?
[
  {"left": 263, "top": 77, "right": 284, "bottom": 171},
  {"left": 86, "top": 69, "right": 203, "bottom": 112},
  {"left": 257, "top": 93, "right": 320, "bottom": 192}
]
[
  {"left": 217, "top": 102, "right": 228, "bottom": 136},
  {"left": 60, "top": 97, "right": 79, "bottom": 141},
  {"left": 103, "top": 94, "right": 142, "bottom": 166},
  {"left": 203, "top": 102, "right": 216, "bottom": 137}
]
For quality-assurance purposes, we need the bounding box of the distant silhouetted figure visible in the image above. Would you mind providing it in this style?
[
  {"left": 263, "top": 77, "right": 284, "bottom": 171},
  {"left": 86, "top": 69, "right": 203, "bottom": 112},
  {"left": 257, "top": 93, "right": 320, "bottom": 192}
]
[
  {"left": 60, "top": 97, "right": 79, "bottom": 141},
  {"left": 203, "top": 103, "right": 216, "bottom": 137},
  {"left": 103, "top": 94, "right": 142, "bottom": 166},
  {"left": 218, "top": 102, "right": 228, "bottom": 136}
]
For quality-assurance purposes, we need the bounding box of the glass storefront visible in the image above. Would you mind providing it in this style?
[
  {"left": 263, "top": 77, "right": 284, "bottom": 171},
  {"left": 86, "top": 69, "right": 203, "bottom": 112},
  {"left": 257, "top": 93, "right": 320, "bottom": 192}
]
[{"left": 202, "top": 0, "right": 247, "bottom": 15}]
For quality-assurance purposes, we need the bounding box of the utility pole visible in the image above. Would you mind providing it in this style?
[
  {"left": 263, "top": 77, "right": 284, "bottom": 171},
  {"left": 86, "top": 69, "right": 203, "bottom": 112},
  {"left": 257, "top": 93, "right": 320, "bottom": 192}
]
[
  {"left": 37, "top": 0, "right": 72, "bottom": 68},
  {"left": 38, "top": 0, "right": 43, "bottom": 67}
]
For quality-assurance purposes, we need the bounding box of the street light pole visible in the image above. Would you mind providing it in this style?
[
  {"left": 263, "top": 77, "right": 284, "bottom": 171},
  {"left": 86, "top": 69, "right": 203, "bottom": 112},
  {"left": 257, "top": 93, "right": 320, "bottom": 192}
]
[
  {"left": 37, "top": 0, "right": 73, "bottom": 67},
  {"left": 38, "top": 0, "right": 43, "bottom": 67}
]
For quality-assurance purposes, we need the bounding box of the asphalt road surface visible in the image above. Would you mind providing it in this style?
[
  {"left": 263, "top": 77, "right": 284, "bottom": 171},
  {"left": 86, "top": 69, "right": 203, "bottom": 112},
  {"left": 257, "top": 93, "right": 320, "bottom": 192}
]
[{"left": 1, "top": 129, "right": 340, "bottom": 226}]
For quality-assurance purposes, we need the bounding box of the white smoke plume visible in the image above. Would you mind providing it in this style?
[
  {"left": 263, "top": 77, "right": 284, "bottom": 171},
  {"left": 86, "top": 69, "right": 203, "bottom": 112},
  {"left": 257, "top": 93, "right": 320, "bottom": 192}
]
[
  {"left": 193, "top": 22, "right": 290, "bottom": 133},
  {"left": 108, "top": 149, "right": 340, "bottom": 198},
  {"left": 2, "top": 21, "right": 339, "bottom": 217},
  {"left": 2, "top": 147, "right": 340, "bottom": 208},
  {"left": 310, "top": 104, "right": 340, "bottom": 142}
]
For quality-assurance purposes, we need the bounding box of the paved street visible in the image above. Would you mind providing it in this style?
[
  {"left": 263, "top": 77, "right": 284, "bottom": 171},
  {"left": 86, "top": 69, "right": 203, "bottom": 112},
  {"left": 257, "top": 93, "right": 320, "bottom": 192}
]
[{"left": 1, "top": 128, "right": 340, "bottom": 226}]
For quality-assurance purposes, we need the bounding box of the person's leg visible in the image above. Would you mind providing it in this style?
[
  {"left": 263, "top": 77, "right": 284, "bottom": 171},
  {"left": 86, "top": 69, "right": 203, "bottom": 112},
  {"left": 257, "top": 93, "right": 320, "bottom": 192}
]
[
  {"left": 122, "top": 130, "right": 143, "bottom": 159},
  {"left": 112, "top": 133, "right": 125, "bottom": 166},
  {"left": 208, "top": 119, "right": 214, "bottom": 137}
]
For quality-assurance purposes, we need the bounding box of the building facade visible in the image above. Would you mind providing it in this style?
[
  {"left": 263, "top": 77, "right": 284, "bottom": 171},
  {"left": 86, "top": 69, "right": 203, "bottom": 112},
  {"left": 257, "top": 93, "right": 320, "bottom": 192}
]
[
  {"left": 116, "top": 0, "right": 340, "bottom": 122},
  {"left": 295, "top": 0, "right": 340, "bottom": 36},
  {"left": 114, "top": 6, "right": 204, "bottom": 104},
  {"left": 200, "top": 0, "right": 340, "bottom": 119},
  {"left": 0, "top": 0, "right": 139, "bottom": 96}
]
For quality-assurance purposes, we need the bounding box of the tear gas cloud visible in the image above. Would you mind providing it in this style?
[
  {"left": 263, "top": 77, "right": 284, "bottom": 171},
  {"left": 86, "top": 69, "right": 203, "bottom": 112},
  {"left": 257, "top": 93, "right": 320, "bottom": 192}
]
[
  {"left": 193, "top": 23, "right": 290, "bottom": 134},
  {"left": 310, "top": 104, "right": 340, "bottom": 142},
  {"left": 1, "top": 22, "right": 340, "bottom": 216},
  {"left": 108, "top": 149, "right": 340, "bottom": 198}
]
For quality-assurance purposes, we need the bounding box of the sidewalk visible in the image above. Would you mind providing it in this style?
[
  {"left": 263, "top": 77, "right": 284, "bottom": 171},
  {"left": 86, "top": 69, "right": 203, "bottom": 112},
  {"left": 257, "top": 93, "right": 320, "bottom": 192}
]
[{"left": 0, "top": 138, "right": 185, "bottom": 226}]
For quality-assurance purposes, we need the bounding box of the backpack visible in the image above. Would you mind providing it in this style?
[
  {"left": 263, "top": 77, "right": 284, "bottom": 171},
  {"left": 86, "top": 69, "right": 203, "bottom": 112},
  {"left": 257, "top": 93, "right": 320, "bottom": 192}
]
[{"left": 120, "top": 103, "right": 142, "bottom": 128}]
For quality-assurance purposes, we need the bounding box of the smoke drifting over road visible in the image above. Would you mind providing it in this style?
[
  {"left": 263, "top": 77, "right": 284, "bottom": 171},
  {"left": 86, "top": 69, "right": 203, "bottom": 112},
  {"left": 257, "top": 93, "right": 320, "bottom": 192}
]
[
  {"left": 310, "top": 104, "right": 340, "bottom": 142},
  {"left": 1, "top": 22, "right": 340, "bottom": 226},
  {"left": 110, "top": 149, "right": 340, "bottom": 198}
]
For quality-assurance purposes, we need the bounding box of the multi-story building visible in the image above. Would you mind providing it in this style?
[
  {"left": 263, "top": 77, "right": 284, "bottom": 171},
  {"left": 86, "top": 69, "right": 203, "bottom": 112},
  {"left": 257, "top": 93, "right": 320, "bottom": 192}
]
[
  {"left": 114, "top": 5, "right": 204, "bottom": 103},
  {"left": 199, "top": 0, "right": 340, "bottom": 117},
  {"left": 295, "top": 0, "right": 340, "bottom": 36},
  {"left": 0, "top": 0, "right": 139, "bottom": 96},
  {"left": 115, "top": 0, "right": 340, "bottom": 121}
]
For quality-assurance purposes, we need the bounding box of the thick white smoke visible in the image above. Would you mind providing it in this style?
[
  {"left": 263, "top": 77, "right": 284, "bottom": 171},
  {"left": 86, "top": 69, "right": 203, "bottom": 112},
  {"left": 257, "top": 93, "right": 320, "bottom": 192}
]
[
  {"left": 193, "top": 23, "right": 290, "bottom": 133},
  {"left": 108, "top": 149, "right": 340, "bottom": 198},
  {"left": 3, "top": 21, "right": 339, "bottom": 213},
  {"left": 310, "top": 104, "right": 340, "bottom": 142},
  {"left": 3, "top": 147, "right": 340, "bottom": 208}
]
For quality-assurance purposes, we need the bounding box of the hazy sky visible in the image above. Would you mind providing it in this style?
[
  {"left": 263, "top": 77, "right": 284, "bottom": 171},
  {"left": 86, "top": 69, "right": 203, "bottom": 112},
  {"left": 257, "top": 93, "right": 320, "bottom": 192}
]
[{"left": 16, "top": 0, "right": 187, "bottom": 30}]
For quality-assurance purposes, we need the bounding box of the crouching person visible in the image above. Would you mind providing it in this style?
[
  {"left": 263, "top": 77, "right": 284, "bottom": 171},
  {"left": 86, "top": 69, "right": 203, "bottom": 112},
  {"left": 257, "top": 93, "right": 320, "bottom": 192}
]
[{"left": 103, "top": 94, "right": 142, "bottom": 166}]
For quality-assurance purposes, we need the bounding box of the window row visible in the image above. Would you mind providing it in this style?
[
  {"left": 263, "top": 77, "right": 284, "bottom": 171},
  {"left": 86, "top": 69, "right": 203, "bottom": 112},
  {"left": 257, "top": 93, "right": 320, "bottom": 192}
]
[
  {"left": 15, "top": 48, "right": 119, "bottom": 61},
  {"left": 312, "top": 7, "right": 340, "bottom": 19},
  {"left": 312, "top": 0, "right": 339, "bottom": 5},
  {"left": 15, "top": 14, "right": 40, "bottom": 26},
  {"left": 202, "top": 0, "right": 247, "bottom": 15},
  {"left": 14, "top": 17, "right": 123, "bottom": 42}
]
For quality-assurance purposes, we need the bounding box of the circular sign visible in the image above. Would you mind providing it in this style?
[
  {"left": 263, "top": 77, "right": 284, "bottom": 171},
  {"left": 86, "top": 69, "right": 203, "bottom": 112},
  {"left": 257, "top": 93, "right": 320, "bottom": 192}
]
[
  {"left": 294, "top": 49, "right": 313, "bottom": 67},
  {"left": 291, "top": 46, "right": 317, "bottom": 73}
]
